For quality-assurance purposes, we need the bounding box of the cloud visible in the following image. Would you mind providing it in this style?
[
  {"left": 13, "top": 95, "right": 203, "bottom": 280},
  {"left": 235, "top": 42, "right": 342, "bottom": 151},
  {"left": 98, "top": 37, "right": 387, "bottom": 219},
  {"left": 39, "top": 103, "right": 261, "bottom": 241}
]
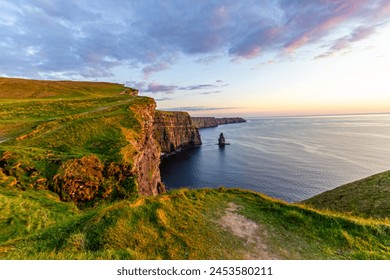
[
  {"left": 128, "top": 80, "right": 227, "bottom": 95},
  {"left": 178, "top": 80, "right": 229, "bottom": 95},
  {"left": 1, "top": 0, "right": 390, "bottom": 79},
  {"left": 281, "top": 0, "right": 373, "bottom": 53},
  {"left": 179, "top": 84, "right": 218, "bottom": 91},
  {"left": 142, "top": 57, "right": 178, "bottom": 79},
  {"left": 198, "top": 91, "right": 221, "bottom": 95},
  {"left": 155, "top": 97, "right": 174, "bottom": 101},
  {"left": 128, "top": 81, "right": 178, "bottom": 94},
  {"left": 316, "top": 25, "right": 378, "bottom": 58},
  {"left": 180, "top": 81, "right": 228, "bottom": 91}
]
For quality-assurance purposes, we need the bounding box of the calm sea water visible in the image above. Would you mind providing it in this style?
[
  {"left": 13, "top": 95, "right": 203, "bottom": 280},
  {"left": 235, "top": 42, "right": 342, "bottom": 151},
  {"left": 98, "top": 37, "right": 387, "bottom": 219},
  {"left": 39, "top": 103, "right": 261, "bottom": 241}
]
[{"left": 160, "top": 114, "right": 390, "bottom": 202}]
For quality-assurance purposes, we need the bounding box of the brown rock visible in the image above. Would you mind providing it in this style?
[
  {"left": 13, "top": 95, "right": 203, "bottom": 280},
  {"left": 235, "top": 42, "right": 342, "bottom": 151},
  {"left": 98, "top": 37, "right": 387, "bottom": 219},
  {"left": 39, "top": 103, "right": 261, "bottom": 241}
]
[{"left": 154, "top": 110, "right": 201, "bottom": 156}]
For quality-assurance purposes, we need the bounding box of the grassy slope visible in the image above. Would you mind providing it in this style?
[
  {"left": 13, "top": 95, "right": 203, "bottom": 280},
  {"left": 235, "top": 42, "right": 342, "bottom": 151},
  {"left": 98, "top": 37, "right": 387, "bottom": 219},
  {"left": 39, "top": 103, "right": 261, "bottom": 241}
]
[
  {"left": 0, "top": 78, "right": 154, "bottom": 202},
  {"left": 0, "top": 77, "right": 130, "bottom": 99},
  {"left": 1, "top": 187, "right": 389, "bottom": 260},
  {"left": 0, "top": 77, "right": 138, "bottom": 144},
  {"left": 0, "top": 78, "right": 143, "bottom": 158},
  {"left": 302, "top": 171, "right": 390, "bottom": 219}
]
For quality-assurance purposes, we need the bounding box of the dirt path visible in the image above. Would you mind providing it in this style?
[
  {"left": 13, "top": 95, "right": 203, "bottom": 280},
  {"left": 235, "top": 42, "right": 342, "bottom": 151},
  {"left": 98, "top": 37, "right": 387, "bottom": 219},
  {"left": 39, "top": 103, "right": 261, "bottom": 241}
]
[{"left": 218, "top": 202, "right": 278, "bottom": 259}]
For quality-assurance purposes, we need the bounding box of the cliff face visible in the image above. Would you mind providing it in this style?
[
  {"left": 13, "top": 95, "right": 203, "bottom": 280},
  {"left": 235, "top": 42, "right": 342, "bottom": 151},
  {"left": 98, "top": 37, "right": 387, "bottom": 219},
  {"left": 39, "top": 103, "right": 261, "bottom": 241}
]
[
  {"left": 191, "top": 117, "right": 246, "bottom": 129},
  {"left": 154, "top": 111, "right": 201, "bottom": 156},
  {"left": 129, "top": 102, "right": 164, "bottom": 196}
]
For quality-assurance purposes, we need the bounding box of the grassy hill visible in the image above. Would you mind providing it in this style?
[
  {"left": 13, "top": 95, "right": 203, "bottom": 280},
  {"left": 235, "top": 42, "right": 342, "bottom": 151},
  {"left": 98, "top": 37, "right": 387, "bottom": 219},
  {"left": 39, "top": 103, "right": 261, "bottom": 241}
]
[
  {"left": 0, "top": 77, "right": 135, "bottom": 99},
  {"left": 302, "top": 171, "right": 390, "bottom": 219},
  {"left": 1, "top": 186, "right": 389, "bottom": 260}
]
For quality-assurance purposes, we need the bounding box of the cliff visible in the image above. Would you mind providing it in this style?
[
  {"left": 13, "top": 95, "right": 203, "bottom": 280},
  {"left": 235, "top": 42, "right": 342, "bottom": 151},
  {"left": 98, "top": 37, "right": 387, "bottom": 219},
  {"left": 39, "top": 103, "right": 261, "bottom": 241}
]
[
  {"left": 0, "top": 77, "right": 161, "bottom": 205},
  {"left": 126, "top": 102, "right": 163, "bottom": 196},
  {"left": 154, "top": 110, "right": 201, "bottom": 157},
  {"left": 191, "top": 117, "right": 246, "bottom": 129},
  {"left": 1, "top": 78, "right": 244, "bottom": 204}
]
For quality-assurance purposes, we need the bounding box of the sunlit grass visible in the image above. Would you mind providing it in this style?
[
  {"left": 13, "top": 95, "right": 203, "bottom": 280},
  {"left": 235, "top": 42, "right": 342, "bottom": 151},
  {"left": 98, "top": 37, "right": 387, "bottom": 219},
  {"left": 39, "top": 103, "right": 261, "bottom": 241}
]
[
  {"left": 1, "top": 187, "right": 389, "bottom": 260},
  {"left": 303, "top": 170, "right": 390, "bottom": 219}
]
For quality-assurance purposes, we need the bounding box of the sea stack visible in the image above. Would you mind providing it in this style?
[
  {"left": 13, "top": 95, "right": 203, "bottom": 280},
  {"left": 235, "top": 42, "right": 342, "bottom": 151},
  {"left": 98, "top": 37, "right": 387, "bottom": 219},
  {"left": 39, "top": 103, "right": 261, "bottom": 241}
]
[{"left": 218, "top": 133, "right": 226, "bottom": 147}]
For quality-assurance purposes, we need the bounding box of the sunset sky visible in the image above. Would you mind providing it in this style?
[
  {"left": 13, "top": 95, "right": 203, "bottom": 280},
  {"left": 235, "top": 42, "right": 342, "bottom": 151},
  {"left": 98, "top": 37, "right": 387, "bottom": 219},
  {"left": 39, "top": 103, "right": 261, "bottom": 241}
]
[{"left": 1, "top": 0, "right": 390, "bottom": 116}]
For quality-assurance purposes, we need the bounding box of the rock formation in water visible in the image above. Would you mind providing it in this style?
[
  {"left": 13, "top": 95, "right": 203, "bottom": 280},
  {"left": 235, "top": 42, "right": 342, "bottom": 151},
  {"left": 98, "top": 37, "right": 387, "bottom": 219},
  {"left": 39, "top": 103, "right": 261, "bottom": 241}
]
[
  {"left": 154, "top": 110, "right": 201, "bottom": 158},
  {"left": 191, "top": 117, "right": 246, "bottom": 129},
  {"left": 218, "top": 133, "right": 226, "bottom": 147}
]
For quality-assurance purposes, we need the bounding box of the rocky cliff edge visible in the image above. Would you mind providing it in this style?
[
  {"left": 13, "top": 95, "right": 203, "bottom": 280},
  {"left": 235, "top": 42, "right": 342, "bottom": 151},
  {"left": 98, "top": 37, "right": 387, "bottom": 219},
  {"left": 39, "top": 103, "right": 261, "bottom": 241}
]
[
  {"left": 192, "top": 117, "right": 246, "bottom": 129},
  {"left": 154, "top": 110, "right": 201, "bottom": 158}
]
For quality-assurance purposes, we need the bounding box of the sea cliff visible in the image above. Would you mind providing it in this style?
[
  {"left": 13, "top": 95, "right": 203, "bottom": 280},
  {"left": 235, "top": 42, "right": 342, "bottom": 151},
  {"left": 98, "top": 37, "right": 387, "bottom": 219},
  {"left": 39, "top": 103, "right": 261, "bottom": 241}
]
[
  {"left": 191, "top": 117, "right": 246, "bottom": 128},
  {"left": 154, "top": 111, "right": 201, "bottom": 157}
]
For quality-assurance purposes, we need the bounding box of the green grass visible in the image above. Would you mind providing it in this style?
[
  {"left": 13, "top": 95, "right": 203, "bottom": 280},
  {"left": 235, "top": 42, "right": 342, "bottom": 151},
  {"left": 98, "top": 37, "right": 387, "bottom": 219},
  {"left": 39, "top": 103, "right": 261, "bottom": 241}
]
[
  {"left": 1, "top": 187, "right": 389, "bottom": 259},
  {"left": 0, "top": 187, "right": 78, "bottom": 245},
  {"left": 0, "top": 77, "right": 136, "bottom": 99},
  {"left": 302, "top": 171, "right": 390, "bottom": 219}
]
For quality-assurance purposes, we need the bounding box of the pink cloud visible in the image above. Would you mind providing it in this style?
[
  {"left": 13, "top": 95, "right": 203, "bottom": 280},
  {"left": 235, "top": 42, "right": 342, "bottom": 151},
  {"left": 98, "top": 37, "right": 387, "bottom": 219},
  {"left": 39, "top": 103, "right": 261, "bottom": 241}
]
[
  {"left": 240, "top": 46, "right": 262, "bottom": 59},
  {"left": 142, "top": 61, "right": 171, "bottom": 79},
  {"left": 316, "top": 25, "right": 377, "bottom": 58},
  {"left": 284, "top": 34, "right": 310, "bottom": 53},
  {"left": 372, "top": 0, "right": 390, "bottom": 19},
  {"left": 284, "top": 0, "right": 372, "bottom": 53},
  {"left": 351, "top": 25, "right": 377, "bottom": 41}
]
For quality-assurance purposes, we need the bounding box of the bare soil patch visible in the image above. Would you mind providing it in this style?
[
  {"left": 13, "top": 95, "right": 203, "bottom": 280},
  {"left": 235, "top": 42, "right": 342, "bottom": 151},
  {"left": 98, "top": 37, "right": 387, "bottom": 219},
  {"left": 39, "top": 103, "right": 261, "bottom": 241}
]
[{"left": 218, "top": 202, "right": 278, "bottom": 259}]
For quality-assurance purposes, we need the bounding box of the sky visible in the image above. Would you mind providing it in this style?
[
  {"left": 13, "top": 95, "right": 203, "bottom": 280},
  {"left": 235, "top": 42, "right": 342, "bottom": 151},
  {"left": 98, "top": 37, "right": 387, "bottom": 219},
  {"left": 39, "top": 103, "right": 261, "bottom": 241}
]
[{"left": 1, "top": 0, "right": 390, "bottom": 117}]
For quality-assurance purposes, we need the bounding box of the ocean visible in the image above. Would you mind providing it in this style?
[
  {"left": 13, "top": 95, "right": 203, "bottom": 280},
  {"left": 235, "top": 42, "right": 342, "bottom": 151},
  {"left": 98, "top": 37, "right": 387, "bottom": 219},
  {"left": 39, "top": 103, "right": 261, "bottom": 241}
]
[{"left": 160, "top": 114, "right": 390, "bottom": 202}]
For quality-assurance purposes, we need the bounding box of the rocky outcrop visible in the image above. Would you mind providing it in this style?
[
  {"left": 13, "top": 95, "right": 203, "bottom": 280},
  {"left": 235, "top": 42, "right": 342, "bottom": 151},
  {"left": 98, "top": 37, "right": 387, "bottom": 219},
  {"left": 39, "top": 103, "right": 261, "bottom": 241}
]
[
  {"left": 218, "top": 133, "right": 226, "bottom": 147},
  {"left": 191, "top": 117, "right": 246, "bottom": 129},
  {"left": 154, "top": 111, "right": 201, "bottom": 157},
  {"left": 128, "top": 102, "right": 164, "bottom": 196}
]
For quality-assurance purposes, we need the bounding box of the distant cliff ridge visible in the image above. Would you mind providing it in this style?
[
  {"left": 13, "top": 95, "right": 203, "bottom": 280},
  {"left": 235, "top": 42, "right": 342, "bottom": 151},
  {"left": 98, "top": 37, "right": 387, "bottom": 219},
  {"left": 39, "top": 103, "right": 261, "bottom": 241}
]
[
  {"left": 154, "top": 111, "right": 201, "bottom": 158},
  {"left": 191, "top": 117, "right": 246, "bottom": 129}
]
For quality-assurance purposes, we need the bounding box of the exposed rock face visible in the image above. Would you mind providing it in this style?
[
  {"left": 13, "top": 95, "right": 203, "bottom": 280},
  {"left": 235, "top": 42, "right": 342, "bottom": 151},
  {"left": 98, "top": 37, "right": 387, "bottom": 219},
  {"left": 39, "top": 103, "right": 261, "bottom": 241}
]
[
  {"left": 154, "top": 111, "right": 201, "bottom": 157},
  {"left": 129, "top": 102, "right": 164, "bottom": 196},
  {"left": 191, "top": 117, "right": 246, "bottom": 129},
  {"left": 53, "top": 155, "right": 105, "bottom": 202}
]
